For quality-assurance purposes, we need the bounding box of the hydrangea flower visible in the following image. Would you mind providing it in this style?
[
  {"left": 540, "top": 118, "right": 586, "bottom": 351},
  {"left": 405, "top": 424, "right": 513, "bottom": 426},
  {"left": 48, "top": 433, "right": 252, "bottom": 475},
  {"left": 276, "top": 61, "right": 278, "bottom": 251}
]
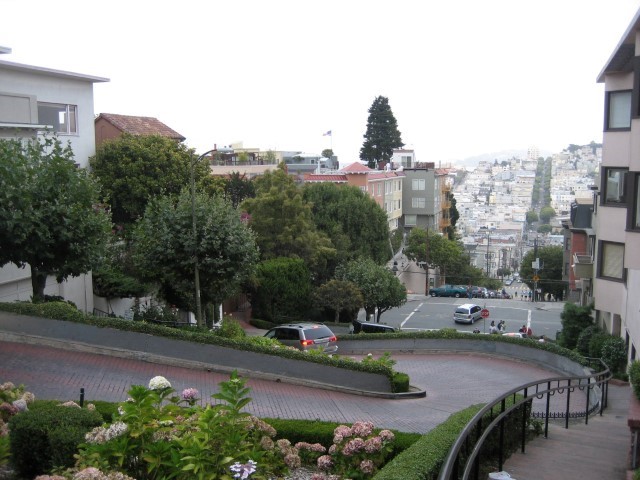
[
  {"left": 148, "top": 376, "right": 171, "bottom": 390},
  {"left": 229, "top": 460, "right": 257, "bottom": 479},
  {"left": 181, "top": 387, "right": 199, "bottom": 401},
  {"left": 12, "top": 399, "right": 28, "bottom": 412}
]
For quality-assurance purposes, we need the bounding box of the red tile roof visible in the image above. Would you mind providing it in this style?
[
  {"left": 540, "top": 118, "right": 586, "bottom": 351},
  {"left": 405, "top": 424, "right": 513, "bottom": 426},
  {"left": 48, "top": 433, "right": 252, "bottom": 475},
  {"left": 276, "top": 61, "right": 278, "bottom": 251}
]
[
  {"left": 96, "top": 113, "right": 185, "bottom": 141},
  {"left": 340, "top": 162, "right": 371, "bottom": 174},
  {"left": 303, "top": 174, "right": 348, "bottom": 182}
]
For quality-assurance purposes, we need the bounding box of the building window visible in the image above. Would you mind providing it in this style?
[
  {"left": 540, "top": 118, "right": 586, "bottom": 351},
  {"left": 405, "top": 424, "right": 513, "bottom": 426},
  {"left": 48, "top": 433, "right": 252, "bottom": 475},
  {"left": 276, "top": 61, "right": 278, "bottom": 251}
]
[
  {"left": 598, "top": 241, "right": 625, "bottom": 281},
  {"left": 602, "top": 167, "right": 628, "bottom": 205},
  {"left": 360, "top": 186, "right": 367, "bottom": 193},
  {"left": 38, "top": 102, "right": 78, "bottom": 134},
  {"left": 606, "top": 90, "right": 632, "bottom": 130},
  {"left": 376, "top": 183, "right": 381, "bottom": 195},
  {"left": 405, "top": 214, "right": 417, "bottom": 226},
  {"left": 412, "top": 197, "right": 425, "bottom": 208},
  {"left": 412, "top": 179, "right": 425, "bottom": 191},
  {"left": 629, "top": 173, "right": 640, "bottom": 230},
  {"left": 385, "top": 181, "right": 392, "bottom": 195}
]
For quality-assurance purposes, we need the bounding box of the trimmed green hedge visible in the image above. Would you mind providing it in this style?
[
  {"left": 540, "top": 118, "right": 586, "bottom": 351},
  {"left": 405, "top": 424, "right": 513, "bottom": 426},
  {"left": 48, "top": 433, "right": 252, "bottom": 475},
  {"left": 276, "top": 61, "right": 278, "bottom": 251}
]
[
  {"left": 9, "top": 402, "right": 103, "bottom": 478},
  {"left": 629, "top": 361, "right": 640, "bottom": 400}
]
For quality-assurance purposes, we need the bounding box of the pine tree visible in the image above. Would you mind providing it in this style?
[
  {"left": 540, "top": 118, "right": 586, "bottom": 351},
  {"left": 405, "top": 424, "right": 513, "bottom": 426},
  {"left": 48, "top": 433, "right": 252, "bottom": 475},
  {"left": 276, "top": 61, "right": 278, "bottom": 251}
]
[{"left": 359, "top": 96, "right": 404, "bottom": 169}]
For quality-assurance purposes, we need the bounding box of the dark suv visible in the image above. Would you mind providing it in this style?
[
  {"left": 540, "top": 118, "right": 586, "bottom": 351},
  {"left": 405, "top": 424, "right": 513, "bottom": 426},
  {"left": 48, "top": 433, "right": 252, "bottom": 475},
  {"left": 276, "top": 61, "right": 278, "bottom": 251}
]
[
  {"left": 264, "top": 323, "right": 338, "bottom": 353},
  {"left": 351, "top": 319, "right": 396, "bottom": 334}
]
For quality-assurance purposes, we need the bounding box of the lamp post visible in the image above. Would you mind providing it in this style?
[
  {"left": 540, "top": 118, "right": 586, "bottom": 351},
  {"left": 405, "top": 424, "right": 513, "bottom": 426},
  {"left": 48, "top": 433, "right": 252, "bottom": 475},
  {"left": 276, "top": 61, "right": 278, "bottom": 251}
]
[{"left": 190, "top": 148, "right": 216, "bottom": 327}]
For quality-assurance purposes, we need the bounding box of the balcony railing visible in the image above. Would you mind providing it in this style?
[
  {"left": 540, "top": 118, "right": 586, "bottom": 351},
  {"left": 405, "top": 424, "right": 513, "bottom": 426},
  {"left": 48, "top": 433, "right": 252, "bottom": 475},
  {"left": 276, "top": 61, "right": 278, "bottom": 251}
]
[{"left": 573, "top": 253, "right": 593, "bottom": 279}]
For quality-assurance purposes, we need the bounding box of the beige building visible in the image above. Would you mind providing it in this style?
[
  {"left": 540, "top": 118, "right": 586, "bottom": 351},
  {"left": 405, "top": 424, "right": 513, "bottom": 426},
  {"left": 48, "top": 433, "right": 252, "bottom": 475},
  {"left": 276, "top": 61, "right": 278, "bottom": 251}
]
[{"left": 593, "top": 8, "right": 640, "bottom": 360}]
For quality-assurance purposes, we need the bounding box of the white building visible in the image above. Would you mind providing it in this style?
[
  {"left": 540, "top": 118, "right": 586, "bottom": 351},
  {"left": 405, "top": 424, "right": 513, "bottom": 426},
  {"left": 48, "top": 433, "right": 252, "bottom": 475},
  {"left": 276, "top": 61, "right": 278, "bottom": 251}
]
[{"left": 0, "top": 47, "right": 108, "bottom": 312}]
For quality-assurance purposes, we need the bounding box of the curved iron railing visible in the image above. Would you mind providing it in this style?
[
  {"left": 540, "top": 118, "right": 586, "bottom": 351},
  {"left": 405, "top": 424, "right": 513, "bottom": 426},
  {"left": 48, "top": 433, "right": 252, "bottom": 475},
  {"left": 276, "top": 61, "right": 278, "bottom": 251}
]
[{"left": 438, "top": 357, "right": 611, "bottom": 480}]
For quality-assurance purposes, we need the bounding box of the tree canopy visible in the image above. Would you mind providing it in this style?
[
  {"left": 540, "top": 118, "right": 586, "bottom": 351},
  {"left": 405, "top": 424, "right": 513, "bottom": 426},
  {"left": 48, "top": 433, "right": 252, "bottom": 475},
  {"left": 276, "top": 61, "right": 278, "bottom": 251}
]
[
  {"left": 314, "top": 279, "right": 363, "bottom": 323},
  {"left": 90, "top": 134, "right": 212, "bottom": 228},
  {"left": 133, "top": 190, "right": 258, "bottom": 325},
  {"left": 241, "top": 166, "right": 335, "bottom": 276},
  {"left": 519, "top": 245, "right": 565, "bottom": 299},
  {"left": 335, "top": 258, "right": 406, "bottom": 322},
  {"left": 404, "top": 228, "right": 480, "bottom": 285},
  {"left": 359, "top": 96, "right": 404, "bottom": 169},
  {"left": 0, "top": 136, "right": 111, "bottom": 301},
  {"left": 302, "top": 182, "right": 391, "bottom": 269},
  {"left": 539, "top": 206, "right": 556, "bottom": 224}
]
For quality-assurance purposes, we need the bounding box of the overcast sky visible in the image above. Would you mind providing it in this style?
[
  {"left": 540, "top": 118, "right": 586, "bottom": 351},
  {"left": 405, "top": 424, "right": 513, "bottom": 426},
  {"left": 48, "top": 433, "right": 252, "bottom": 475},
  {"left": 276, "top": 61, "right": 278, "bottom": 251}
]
[{"left": 3, "top": 0, "right": 640, "bottom": 164}]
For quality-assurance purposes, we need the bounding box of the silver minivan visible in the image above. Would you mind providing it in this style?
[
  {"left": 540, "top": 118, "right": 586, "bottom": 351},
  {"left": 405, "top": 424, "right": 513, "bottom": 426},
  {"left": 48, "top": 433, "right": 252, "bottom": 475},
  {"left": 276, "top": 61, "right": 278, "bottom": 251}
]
[
  {"left": 264, "top": 323, "right": 338, "bottom": 353},
  {"left": 453, "top": 304, "right": 483, "bottom": 324}
]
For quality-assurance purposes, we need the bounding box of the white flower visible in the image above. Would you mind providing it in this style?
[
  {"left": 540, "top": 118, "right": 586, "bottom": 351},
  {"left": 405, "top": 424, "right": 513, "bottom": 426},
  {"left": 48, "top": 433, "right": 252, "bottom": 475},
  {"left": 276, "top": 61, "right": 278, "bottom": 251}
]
[{"left": 148, "top": 376, "right": 171, "bottom": 390}]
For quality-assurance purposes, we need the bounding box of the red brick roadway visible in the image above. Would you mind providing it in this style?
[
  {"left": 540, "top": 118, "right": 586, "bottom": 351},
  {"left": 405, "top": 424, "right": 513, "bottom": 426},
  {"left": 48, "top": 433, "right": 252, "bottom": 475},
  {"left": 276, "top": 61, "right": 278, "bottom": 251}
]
[{"left": 1, "top": 340, "right": 579, "bottom": 434}]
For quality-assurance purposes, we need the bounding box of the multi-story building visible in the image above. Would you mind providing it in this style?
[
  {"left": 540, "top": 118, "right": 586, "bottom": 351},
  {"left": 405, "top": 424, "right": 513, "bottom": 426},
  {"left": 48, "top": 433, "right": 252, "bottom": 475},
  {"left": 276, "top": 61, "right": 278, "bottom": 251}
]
[
  {"left": 0, "top": 47, "right": 108, "bottom": 311},
  {"left": 593, "top": 8, "right": 640, "bottom": 359}
]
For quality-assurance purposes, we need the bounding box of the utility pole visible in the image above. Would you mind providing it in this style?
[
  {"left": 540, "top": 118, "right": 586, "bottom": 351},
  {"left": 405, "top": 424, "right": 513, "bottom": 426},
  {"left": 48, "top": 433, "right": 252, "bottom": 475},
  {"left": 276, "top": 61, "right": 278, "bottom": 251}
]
[
  {"left": 425, "top": 227, "right": 430, "bottom": 295},
  {"left": 532, "top": 237, "right": 539, "bottom": 302},
  {"left": 485, "top": 232, "right": 491, "bottom": 277}
]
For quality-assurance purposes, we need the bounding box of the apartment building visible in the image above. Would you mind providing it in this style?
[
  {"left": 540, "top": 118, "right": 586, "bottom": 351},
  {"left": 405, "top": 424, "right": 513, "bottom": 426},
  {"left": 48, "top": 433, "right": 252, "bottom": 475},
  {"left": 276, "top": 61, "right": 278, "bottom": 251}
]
[{"left": 592, "top": 8, "right": 640, "bottom": 359}]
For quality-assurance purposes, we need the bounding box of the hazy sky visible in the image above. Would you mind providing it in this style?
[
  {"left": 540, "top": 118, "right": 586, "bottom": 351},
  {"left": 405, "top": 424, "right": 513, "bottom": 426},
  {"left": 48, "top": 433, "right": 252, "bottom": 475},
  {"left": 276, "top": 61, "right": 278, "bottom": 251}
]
[{"left": 3, "top": 0, "right": 640, "bottom": 164}]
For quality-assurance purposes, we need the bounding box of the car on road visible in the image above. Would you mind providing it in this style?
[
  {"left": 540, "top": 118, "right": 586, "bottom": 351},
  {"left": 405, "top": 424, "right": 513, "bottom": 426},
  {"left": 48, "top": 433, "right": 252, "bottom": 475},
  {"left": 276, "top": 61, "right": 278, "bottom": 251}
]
[
  {"left": 470, "top": 286, "right": 488, "bottom": 298},
  {"left": 350, "top": 319, "right": 397, "bottom": 334},
  {"left": 453, "top": 304, "right": 483, "bottom": 324},
  {"left": 502, "top": 332, "right": 528, "bottom": 339},
  {"left": 264, "top": 323, "right": 338, "bottom": 353},
  {"left": 429, "top": 284, "right": 467, "bottom": 298}
]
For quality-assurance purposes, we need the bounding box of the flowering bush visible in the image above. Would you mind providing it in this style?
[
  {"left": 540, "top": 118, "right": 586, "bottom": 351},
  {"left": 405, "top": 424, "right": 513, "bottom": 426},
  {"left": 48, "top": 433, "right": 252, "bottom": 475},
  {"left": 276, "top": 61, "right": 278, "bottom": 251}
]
[
  {"left": 313, "top": 421, "right": 395, "bottom": 479},
  {"left": 0, "top": 380, "right": 35, "bottom": 467},
  {"left": 75, "top": 372, "right": 291, "bottom": 480}
]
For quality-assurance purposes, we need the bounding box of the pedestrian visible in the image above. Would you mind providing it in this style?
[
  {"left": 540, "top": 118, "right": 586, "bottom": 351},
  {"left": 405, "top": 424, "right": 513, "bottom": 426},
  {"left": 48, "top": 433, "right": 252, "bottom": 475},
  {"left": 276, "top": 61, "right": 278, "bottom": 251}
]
[
  {"left": 467, "top": 284, "right": 473, "bottom": 299},
  {"left": 526, "top": 325, "right": 533, "bottom": 337},
  {"left": 498, "top": 320, "right": 506, "bottom": 332},
  {"left": 528, "top": 291, "right": 532, "bottom": 301},
  {"left": 514, "top": 291, "right": 518, "bottom": 299},
  {"left": 490, "top": 320, "right": 498, "bottom": 334},
  {"left": 519, "top": 324, "right": 526, "bottom": 333}
]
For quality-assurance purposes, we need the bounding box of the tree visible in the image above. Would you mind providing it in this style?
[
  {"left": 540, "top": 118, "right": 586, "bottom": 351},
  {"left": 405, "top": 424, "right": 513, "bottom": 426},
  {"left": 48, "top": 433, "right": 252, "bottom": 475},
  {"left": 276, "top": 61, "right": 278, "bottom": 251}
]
[
  {"left": 559, "top": 303, "right": 594, "bottom": 349},
  {"left": 90, "top": 134, "right": 211, "bottom": 228},
  {"left": 359, "top": 96, "right": 404, "bottom": 169},
  {"left": 133, "top": 190, "right": 258, "bottom": 326},
  {"left": 302, "top": 182, "right": 391, "bottom": 270},
  {"left": 335, "top": 258, "right": 406, "bottom": 322},
  {"left": 445, "top": 193, "right": 460, "bottom": 240},
  {"left": 223, "top": 172, "right": 255, "bottom": 209},
  {"left": 241, "top": 166, "right": 336, "bottom": 276},
  {"left": 539, "top": 206, "right": 556, "bottom": 224},
  {"left": 404, "top": 228, "right": 474, "bottom": 285},
  {"left": 537, "top": 224, "right": 552, "bottom": 234},
  {"left": 0, "top": 136, "right": 111, "bottom": 301},
  {"left": 321, "top": 149, "right": 334, "bottom": 159},
  {"left": 314, "top": 279, "right": 363, "bottom": 323},
  {"left": 519, "top": 245, "right": 565, "bottom": 300},
  {"left": 526, "top": 210, "right": 539, "bottom": 224},
  {"left": 249, "top": 257, "right": 312, "bottom": 323}
]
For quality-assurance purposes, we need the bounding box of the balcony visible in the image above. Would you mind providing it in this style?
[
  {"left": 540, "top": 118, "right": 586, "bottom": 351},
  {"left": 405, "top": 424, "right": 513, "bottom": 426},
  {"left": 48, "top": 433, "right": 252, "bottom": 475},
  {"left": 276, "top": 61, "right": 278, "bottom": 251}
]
[{"left": 572, "top": 253, "right": 593, "bottom": 279}]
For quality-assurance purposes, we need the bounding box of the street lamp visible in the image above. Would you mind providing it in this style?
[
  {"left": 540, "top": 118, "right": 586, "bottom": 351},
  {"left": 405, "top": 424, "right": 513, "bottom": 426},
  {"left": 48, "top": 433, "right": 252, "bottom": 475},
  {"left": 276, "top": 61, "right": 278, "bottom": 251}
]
[{"left": 190, "top": 148, "right": 217, "bottom": 327}]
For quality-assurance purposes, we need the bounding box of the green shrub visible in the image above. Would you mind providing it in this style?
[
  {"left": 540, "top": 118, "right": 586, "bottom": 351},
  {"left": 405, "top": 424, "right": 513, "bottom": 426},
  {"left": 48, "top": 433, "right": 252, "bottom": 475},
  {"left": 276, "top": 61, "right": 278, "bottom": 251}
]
[
  {"left": 559, "top": 302, "right": 594, "bottom": 350},
  {"left": 630, "top": 362, "right": 640, "bottom": 401},
  {"left": 392, "top": 372, "right": 410, "bottom": 393},
  {"left": 601, "top": 336, "right": 627, "bottom": 374},
  {"left": 635, "top": 466, "right": 640, "bottom": 480},
  {"left": 213, "top": 317, "right": 247, "bottom": 339},
  {"left": 576, "top": 325, "right": 600, "bottom": 356},
  {"left": 88, "top": 400, "right": 120, "bottom": 423},
  {"left": 9, "top": 403, "right": 103, "bottom": 478},
  {"left": 589, "top": 332, "right": 612, "bottom": 358},
  {"left": 0, "top": 301, "right": 85, "bottom": 322}
]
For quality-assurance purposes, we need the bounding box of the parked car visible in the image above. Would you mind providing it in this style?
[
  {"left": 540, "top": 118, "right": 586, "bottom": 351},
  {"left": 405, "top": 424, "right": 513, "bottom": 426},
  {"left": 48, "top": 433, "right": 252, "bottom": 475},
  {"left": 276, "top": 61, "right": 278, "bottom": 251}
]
[
  {"left": 351, "top": 319, "right": 397, "bottom": 334},
  {"left": 429, "top": 284, "right": 467, "bottom": 298},
  {"left": 502, "top": 332, "right": 528, "bottom": 339},
  {"left": 264, "top": 323, "right": 338, "bottom": 353},
  {"left": 470, "top": 286, "right": 488, "bottom": 298},
  {"left": 453, "top": 304, "right": 483, "bottom": 324}
]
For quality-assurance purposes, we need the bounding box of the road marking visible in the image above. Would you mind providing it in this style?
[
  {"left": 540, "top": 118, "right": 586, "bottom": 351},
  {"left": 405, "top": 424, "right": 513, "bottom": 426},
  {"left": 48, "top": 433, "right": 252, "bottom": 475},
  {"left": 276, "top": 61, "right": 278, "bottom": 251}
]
[{"left": 401, "top": 302, "right": 423, "bottom": 328}]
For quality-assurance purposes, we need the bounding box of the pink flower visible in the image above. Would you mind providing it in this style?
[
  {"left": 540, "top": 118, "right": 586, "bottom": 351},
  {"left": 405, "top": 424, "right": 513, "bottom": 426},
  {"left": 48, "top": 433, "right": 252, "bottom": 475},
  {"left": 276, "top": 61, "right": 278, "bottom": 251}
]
[
  {"left": 284, "top": 453, "right": 301, "bottom": 468},
  {"left": 342, "top": 437, "right": 365, "bottom": 456},
  {"left": 379, "top": 429, "right": 395, "bottom": 442},
  {"left": 181, "top": 388, "right": 199, "bottom": 401},
  {"left": 351, "top": 420, "right": 374, "bottom": 437},
  {"left": 359, "top": 459, "right": 375, "bottom": 474},
  {"left": 317, "top": 454, "right": 333, "bottom": 471},
  {"left": 364, "top": 436, "right": 383, "bottom": 453}
]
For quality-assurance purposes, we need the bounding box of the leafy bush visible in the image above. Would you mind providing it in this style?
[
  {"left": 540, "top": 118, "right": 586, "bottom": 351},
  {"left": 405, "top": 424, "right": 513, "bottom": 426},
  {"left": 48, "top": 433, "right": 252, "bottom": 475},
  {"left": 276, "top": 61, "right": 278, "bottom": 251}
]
[
  {"left": 93, "top": 266, "right": 148, "bottom": 298},
  {"left": 629, "top": 362, "right": 640, "bottom": 400},
  {"left": 559, "top": 302, "right": 594, "bottom": 350},
  {"left": 576, "top": 325, "right": 600, "bottom": 356},
  {"left": 213, "top": 317, "right": 247, "bottom": 339},
  {"left": 249, "top": 318, "right": 276, "bottom": 330},
  {"left": 9, "top": 402, "right": 103, "bottom": 478},
  {"left": 589, "top": 332, "right": 611, "bottom": 358},
  {"left": 391, "top": 373, "right": 410, "bottom": 393},
  {"left": 600, "top": 336, "right": 627, "bottom": 374}
]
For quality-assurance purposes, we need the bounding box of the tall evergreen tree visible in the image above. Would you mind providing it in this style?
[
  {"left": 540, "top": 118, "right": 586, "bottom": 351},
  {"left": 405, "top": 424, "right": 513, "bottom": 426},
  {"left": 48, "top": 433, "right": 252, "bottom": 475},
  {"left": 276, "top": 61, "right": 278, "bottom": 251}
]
[{"left": 359, "top": 96, "right": 404, "bottom": 169}]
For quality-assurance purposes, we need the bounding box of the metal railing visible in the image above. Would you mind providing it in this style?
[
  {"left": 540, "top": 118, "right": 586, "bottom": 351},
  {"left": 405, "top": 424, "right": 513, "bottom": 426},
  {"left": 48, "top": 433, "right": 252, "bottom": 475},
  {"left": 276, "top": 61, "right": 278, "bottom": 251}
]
[{"left": 438, "top": 358, "right": 611, "bottom": 480}]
